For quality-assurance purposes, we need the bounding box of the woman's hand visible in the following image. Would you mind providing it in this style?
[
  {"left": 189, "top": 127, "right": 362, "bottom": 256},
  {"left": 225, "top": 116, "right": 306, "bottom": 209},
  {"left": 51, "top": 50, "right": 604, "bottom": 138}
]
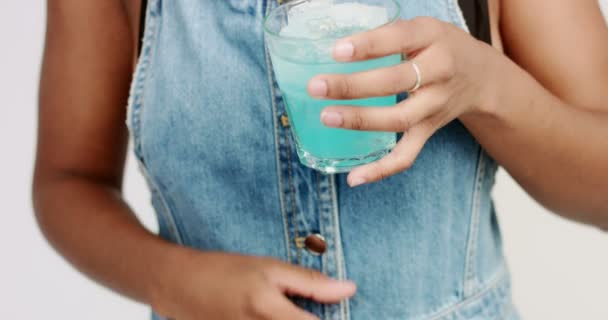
[
  {"left": 151, "top": 249, "right": 356, "bottom": 320},
  {"left": 307, "top": 17, "right": 500, "bottom": 187}
]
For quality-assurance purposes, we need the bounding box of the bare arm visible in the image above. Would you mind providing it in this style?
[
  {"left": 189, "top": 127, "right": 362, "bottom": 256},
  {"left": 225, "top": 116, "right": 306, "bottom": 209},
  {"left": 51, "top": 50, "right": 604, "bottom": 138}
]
[
  {"left": 305, "top": 0, "right": 608, "bottom": 228},
  {"left": 34, "top": 2, "right": 354, "bottom": 318},
  {"left": 33, "top": 0, "right": 175, "bottom": 303},
  {"left": 462, "top": 0, "right": 608, "bottom": 226}
]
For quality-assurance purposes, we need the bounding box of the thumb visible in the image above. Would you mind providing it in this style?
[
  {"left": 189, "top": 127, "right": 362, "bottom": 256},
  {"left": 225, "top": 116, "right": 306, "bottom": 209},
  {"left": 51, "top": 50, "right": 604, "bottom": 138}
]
[{"left": 267, "top": 263, "right": 357, "bottom": 303}]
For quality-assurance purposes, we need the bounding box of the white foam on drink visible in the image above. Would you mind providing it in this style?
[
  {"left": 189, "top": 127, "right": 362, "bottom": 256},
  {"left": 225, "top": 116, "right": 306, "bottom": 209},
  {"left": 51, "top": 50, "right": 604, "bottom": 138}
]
[{"left": 280, "top": 1, "right": 390, "bottom": 39}]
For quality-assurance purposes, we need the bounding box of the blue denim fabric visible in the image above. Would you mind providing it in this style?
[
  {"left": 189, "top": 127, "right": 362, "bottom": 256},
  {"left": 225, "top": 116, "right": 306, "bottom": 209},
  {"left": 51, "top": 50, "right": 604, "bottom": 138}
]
[{"left": 127, "top": 0, "right": 519, "bottom": 319}]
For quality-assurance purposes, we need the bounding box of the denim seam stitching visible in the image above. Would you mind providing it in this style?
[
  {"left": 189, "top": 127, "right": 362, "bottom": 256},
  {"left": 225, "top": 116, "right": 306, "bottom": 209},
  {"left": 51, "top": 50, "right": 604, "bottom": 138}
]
[
  {"left": 315, "top": 173, "right": 332, "bottom": 320},
  {"left": 126, "top": 0, "right": 184, "bottom": 245},
  {"left": 264, "top": 46, "right": 292, "bottom": 263},
  {"left": 427, "top": 267, "right": 508, "bottom": 320},
  {"left": 268, "top": 7, "right": 297, "bottom": 262},
  {"left": 137, "top": 161, "right": 184, "bottom": 245},
  {"left": 266, "top": 51, "right": 291, "bottom": 262},
  {"left": 449, "top": 0, "right": 481, "bottom": 298},
  {"left": 137, "top": 0, "right": 156, "bottom": 158},
  {"left": 284, "top": 131, "right": 301, "bottom": 264},
  {"left": 464, "top": 147, "right": 486, "bottom": 297},
  {"left": 268, "top": 0, "right": 302, "bottom": 265},
  {"left": 330, "top": 175, "right": 349, "bottom": 320},
  {"left": 127, "top": 0, "right": 159, "bottom": 160},
  {"left": 126, "top": 0, "right": 157, "bottom": 157}
]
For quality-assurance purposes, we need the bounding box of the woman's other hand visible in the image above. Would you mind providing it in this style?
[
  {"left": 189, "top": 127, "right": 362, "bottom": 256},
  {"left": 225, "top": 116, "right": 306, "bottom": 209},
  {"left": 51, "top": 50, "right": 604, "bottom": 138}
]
[{"left": 151, "top": 249, "right": 356, "bottom": 320}]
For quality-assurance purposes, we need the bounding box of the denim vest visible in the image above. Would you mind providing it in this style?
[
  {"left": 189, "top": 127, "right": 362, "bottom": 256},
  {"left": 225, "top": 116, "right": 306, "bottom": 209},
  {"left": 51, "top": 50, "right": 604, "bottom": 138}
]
[{"left": 127, "top": 0, "right": 519, "bottom": 319}]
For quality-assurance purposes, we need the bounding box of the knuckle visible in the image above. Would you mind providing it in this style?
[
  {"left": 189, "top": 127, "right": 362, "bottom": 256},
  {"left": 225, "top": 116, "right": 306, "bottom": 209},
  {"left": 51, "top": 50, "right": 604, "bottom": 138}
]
[
  {"left": 435, "top": 49, "right": 456, "bottom": 81},
  {"left": 338, "top": 76, "right": 353, "bottom": 98},
  {"left": 348, "top": 109, "right": 367, "bottom": 130}
]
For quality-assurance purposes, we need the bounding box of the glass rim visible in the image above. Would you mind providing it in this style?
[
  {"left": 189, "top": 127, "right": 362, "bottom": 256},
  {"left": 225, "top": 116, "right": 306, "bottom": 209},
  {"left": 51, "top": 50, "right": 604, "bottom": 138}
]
[{"left": 263, "top": 0, "right": 402, "bottom": 41}]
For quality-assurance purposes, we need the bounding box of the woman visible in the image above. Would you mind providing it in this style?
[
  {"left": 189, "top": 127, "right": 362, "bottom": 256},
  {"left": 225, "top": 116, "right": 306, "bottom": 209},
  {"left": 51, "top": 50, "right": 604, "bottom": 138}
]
[{"left": 33, "top": 0, "right": 608, "bottom": 319}]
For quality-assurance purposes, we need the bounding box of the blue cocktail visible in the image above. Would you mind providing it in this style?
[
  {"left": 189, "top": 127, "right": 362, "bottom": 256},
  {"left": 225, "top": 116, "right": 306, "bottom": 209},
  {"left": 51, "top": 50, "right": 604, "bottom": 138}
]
[{"left": 265, "top": 0, "right": 401, "bottom": 173}]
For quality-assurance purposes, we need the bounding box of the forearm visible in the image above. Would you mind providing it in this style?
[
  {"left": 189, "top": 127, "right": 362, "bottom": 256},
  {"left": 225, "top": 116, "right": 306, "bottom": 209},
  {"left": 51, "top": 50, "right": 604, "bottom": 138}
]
[
  {"left": 34, "top": 0, "right": 181, "bottom": 308},
  {"left": 33, "top": 174, "right": 177, "bottom": 304},
  {"left": 462, "top": 53, "right": 608, "bottom": 226}
]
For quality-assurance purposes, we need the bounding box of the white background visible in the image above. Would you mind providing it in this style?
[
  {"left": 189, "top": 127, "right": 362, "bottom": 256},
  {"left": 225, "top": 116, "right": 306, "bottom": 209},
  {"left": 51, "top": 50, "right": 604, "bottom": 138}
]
[{"left": 1, "top": 1, "right": 608, "bottom": 319}]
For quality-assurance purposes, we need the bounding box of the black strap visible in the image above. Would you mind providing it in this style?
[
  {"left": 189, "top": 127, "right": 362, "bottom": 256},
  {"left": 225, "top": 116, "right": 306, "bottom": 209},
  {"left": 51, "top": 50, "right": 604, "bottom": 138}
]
[
  {"left": 134, "top": 0, "right": 490, "bottom": 53},
  {"left": 458, "top": 0, "right": 492, "bottom": 45},
  {"left": 137, "top": 0, "right": 148, "bottom": 56}
]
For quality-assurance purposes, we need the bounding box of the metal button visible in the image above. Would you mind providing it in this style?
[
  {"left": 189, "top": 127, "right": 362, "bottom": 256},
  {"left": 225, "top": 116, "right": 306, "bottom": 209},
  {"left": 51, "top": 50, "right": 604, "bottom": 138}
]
[
  {"left": 304, "top": 234, "right": 327, "bottom": 255},
  {"left": 280, "top": 114, "right": 290, "bottom": 128}
]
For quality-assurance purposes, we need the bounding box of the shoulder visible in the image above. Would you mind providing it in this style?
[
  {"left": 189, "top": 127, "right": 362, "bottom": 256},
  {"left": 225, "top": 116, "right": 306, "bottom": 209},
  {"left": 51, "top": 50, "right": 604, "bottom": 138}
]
[{"left": 499, "top": 0, "right": 608, "bottom": 110}]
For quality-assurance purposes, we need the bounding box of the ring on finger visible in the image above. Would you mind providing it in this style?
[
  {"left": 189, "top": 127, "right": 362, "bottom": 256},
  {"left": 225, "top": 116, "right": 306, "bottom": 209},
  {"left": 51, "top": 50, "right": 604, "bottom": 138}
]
[{"left": 406, "top": 61, "right": 422, "bottom": 93}]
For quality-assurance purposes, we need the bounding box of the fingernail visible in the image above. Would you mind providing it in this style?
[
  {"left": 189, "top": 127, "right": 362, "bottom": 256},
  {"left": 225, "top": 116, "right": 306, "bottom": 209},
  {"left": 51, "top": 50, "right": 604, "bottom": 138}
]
[
  {"left": 308, "top": 79, "right": 328, "bottom": 98},
  {"left": 349, "top": 177, "right": 366, "bottom": 187},
  {"left": 321, "top": 111, "right": 343, "bottom": 127},
  {"left": 334, "top": 41, "right": 354, "bottom": 59}
]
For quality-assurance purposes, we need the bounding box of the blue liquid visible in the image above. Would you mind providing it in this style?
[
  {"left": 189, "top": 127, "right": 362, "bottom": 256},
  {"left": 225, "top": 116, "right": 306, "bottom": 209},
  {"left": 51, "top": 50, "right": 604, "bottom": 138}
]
[{"left": 270, "top": 53, "right": 400, "bottom": 173}]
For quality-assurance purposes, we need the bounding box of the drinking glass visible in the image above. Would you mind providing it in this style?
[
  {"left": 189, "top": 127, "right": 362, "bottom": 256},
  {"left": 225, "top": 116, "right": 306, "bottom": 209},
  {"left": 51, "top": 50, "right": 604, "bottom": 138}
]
[{"left": 264, "top": 0, "right": 401, "bottom": 173}]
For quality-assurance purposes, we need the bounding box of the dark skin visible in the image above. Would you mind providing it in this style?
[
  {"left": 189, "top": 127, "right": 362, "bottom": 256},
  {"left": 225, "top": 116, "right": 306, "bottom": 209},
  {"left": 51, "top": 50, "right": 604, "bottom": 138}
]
[
  {"left": 34, "top": 0, "right": 608, "bottom": 319},
  {"left": 34, "top": 1, "right": 355, "bottom": 320},
  {"left": 35, "top": 0, "right": 159, "bottom": 304}
]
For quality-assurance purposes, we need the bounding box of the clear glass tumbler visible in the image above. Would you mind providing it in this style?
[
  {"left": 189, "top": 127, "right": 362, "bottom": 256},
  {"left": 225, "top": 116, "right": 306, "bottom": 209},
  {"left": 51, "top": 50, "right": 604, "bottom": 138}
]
[{"left": 264, "top": 0, "right": 401, "bottom": 173}]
